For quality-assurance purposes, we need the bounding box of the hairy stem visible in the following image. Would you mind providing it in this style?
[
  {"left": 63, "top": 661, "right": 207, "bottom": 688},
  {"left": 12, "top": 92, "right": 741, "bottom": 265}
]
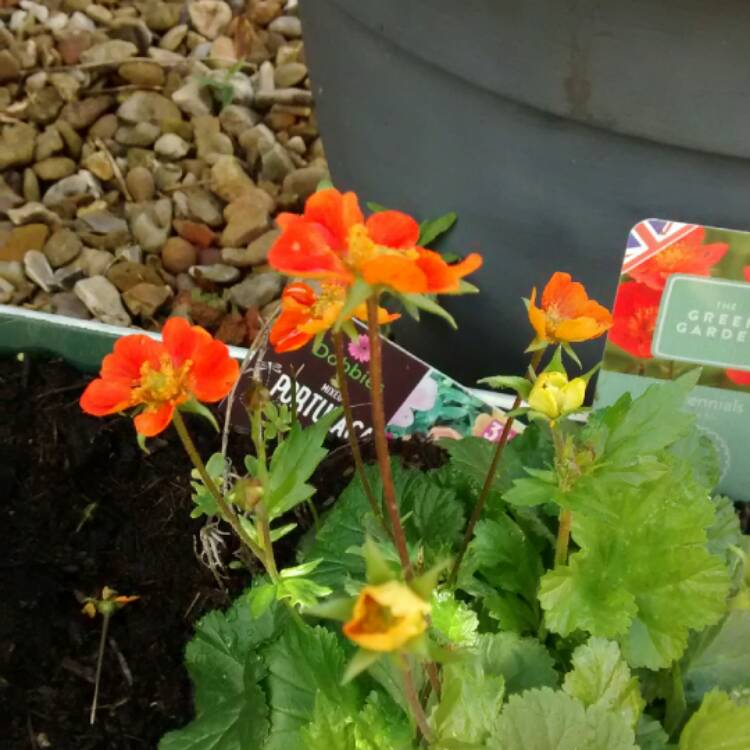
[
  {"left": 172, "top": 410, "right": 266, "bottom": 564},
  {"left": 333, "top": 331, "right": 382, "bottom": 524},
  {"left": 451, "top": 347, "right": 545, "bottom": 582},
  {"left": 366, "top": 297, "right": 414, "bottom": 580},
  {"left": 401, "top": 655, "right": 434, "bottom": 743},
  {"left": 89, "top": 613, "right": 110, "bottom": 725},
  {"left": 551, "top": 424, "right": 573, "bottom": 567}
]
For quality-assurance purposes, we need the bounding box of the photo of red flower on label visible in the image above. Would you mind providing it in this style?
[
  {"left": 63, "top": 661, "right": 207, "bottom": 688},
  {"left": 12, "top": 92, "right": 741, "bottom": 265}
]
[{"left": 609, "top": 281, "right": 663, "bottom": 359}]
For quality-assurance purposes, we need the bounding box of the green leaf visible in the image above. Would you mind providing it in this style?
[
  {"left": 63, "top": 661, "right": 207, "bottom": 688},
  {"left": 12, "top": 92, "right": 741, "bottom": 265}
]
[
  {"left": 265, "top": 408, "right": 341, "bottom": 516},
  {"left": 399, "top": 293, "right": 456, "bottom": 328},
  {"left": 670, "top": 430, "right": 720, "bottom": 490},
  {"left": 190, "top": 453, "right": 227, "bottom": 518},
  {"left": 539, "top": 460, "right": 731, "bottom": 670},
  {"left": 636, "top": 715, "right": 671, "bottom": 750},
  {"left": 467, "top": 514, "right": 544, "bottom": 633},
  {"left": 264, "top": 620, "right": 360, "bottom": 750},
  {"left": 706, "top": 495, "right": 742, "bottom": 560},
  {"left": 477, "top": 632, "right": 559, "bottom": 695},
  {"left": 442, "top": 425, "right": 553, "bottom": 499},
  {"left": 180, "top": 397, "right": 220, "bottom": 431},
  {"left": 679, "top": 690, "right": 750, "bottom": 750},
  {"left": 159, "top": 594, "right": 282, "bottom": 750},
  {"left": 504, "top": 473, "right": 558, "bottom": 507},
  {"left": 418, "top": 211, "right": 457, "bottom": 246},
  {"left": 405, "top": 472, "right": 465, "bottom": 553},
  {"left": 430, "top": 660, "right": 505, "bottom": 749},
  {"left": 431, "top": 591, "right": 479, "bottom": 649},
  {"left": 276, "top": 576, "right": 332, "bottom": 609},
  {"left": 302, "top": 691, "right": 415, "bottom": 750},
  {"left": 494, "top": 688, "right": 638, "bottom": 750},
  {"left": 248, "top": 582, "right": 277, "bottom": 618},
  {"left": 602, "top": 370, "right": 700, "bottom": 467},
  {"left": 477, "top": 374, "right": 531, "bottom": 398},
  {"left": 365, "top": 201, "right": 389, "bottom": 213},
  {"left": 563, "top": 638, "right": 644, "bottom": 730},
  {"left": 683, "top": 610, "right": 750, "bottom": 703}
]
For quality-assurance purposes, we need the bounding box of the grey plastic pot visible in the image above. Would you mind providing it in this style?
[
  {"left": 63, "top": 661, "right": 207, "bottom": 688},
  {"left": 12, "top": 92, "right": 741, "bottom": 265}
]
[{"left": 300, "top": 0, "right": 750, "bottom": 383}]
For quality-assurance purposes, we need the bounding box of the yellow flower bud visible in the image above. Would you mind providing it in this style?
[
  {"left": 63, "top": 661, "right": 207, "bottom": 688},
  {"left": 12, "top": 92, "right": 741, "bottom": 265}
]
[
  {"left": 343, "top": 581, "right": 431, "bottom": 652},
  {"left": 528, "top": 371, "right": 586, "bottom": 420}
]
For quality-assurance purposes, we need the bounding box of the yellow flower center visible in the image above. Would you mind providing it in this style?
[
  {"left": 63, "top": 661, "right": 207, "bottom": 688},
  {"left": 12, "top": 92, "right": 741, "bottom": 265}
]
[
  {"left": 310, "top": 282, "right": 346, "bottom": 318},
  {"left": 133, "top": 354, "right": 192, "bottom": 407},
  {"left": 346, "top": 224, "right": 418, "bottom": 272}
]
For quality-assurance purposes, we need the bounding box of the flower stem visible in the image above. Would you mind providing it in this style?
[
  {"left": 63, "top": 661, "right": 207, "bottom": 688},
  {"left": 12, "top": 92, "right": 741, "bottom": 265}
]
[
  {"left": 89, "top": 613, "right": 110, "bottom": 725},
  {"left": 172, "top": 409, "right": 266, "bottom": 565},
  {"left": 450, "top": 347, "right": 545, "bottom": 582},
  {"left": 333, "top": 331, "right": 382, "bottom": 524},
  {"left": 551, "top": 424, "right": 572, "bottom": 567},
  {"left": 256, "top": 501, "right": 279, "bottom": 582},
  {"left": 366, "top": 297, "right": 413, "bottom": 581},
  {"left": 400, "top": 655, "right": 434, "bottom": 743}
]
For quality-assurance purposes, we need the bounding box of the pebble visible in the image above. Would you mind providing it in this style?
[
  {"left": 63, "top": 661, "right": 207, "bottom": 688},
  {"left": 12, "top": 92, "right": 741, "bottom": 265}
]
[
  {"left": 210, "top": 156, "right": 256, "bottom": 202},
  {"left": 228, "top": 271, "right": 283, "bottom": 309},
  {"left": 0, "top": 224, "right": 50, "bottom": 262},
  {"left": 173, "top": 220, "right": 216, "bottom": 248},
  {"left": 161, "top": 237, "right": 198, "bottom": 273},
  {"left": 6, "top": 202, "right": 60, "bottom": 226},
  {"left": 123, "top": 282, "right": 172, "bottom": 318},
  {"left": 0, "top": 123, "right": 37, "bottom": 170},
  {"left": 183, "top": 187, "right": 224, "bottom": 227},
  {"left": 117, "top": 91, "right": 182, "bottom": 124},
  {"left": 35, "top": 127, "right": 65, "bottom": 162},
  {"left": 0, "top": 261, "right": 26, "bottom": 287},
  {"left": 24, "top": 250, "right": 56, "bottom": 292},
  {"left": 161, "top": 25, "right": 188, "bottom": 51},
  {"left": 51, "top": 291, "right": 90, "bottom": 319},
  {"left": 43, "top": 172, "right": 102, "bottom": 207},
  {"left": 125, "top": 167, "right": 155, "bottom": 202},
  {"left": 107, "top": 260, "right": 164, "bottom": 292},
  {"left": 34, "top": 157, "right": 78, "bottom": 181},
  {"left": 220, "top": 194, "right": 270, "bottom": 247},
  {"left": 74, "top": 275, "right": 132, "bottom": 326},
  {"left": 171, "top": 78, "right": 213, "bottom": 117},
  {"left": 274, "top": 62, "right": 307, "bottom": 87},
  {"left": 118, "top": 61, "right": 165, "bottom": 87},
  {"left": 268, "top": 15, "right": 302, "bottom": 38},
  {"left": 82, "top": 152, "right": 114, "bottom": 181},
  {"left": 80, "top": 40, "right": 138, "bottom": 65},
  {"left": 127, "top": 198, "right": 173, "bottom": 253},
  {"left": 44, "top": 228, "right": 82, "bottom": 268},
  {"left": 221, "top": 229, "right": 279, "bottom": 267},
  {"left": 0, "top": 277, "right": 15, "bottom": 304},
  {"left": 261, "top": 142, "right": 295, "bottom": 182},
  {"left": 0, "top": 50, "right": 21, "bottom": 83},
  {"left": 189, "top": 263, "right": 239, "bottom": 284},
  {"left": 74, "top": 247, "right": 114, "bottom": 277},
  {"left": 60, "top": 95, "right": 114, "bottom": 131},
  {"left": 154, "top": 133, "right": 191, "bottom": 160},
  {"left": 188, "top": 0, "right": 232, "bottom": 40}
]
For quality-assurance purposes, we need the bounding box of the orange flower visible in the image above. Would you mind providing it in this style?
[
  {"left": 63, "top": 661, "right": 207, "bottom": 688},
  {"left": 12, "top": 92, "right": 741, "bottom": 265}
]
[
  {"left": 343, "top": 581, "right": 430, "bottom": 652},
  {"left": 80, "top": 317, "right": 239, "bottom": 436},
  {"left": 528, "top": 272, "right": 613, "bottom": 345},
  {"left": 629, "top": 227, "right": 728, "bottom": 290},
  {"left": 269, "top": 188, "right": 482, "bottom": 295},
  {"left": 270, "top": 281, "right": 398, "bottom": 353}
]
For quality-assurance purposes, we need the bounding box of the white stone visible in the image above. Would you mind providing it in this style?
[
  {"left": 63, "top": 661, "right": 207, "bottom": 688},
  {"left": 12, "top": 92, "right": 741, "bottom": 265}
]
[
  {"left": 188, "top": 0, "right": 232, "bottom": 40},
  {"left": 69, "top": 11, "right": 96, "bottom": 32},
  {"left": 24, "top": 250, "right": 56, "bottom": 292},
  {"left": 74, "top": 276, "right": 131, "bottom": 326},
  {"left": 154, "top": 133, "right": 190, "bottom": 160}
]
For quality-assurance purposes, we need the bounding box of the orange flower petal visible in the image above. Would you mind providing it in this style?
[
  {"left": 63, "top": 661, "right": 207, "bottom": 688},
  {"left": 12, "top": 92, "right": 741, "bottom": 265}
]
[
  {"left": 270, "top": 311, "right": 313, "bottom": 352},
  {"left": 365, "top": 210, "right": 420, "bottom": 248},
  {"left": 268, "top": 217, "right": 352, "bottom": 281},
  {"left": 361, "top": 255, "right": 428, "bottom": 293},
  {"left": 190, "top": 339, "right": 240, "bottom": 402},
  {"left": 555, "top": 317, "right": 610, "bottom": 342},
  {"left": 416, "top": 249, "right": 482, "bottom": 293},
  {"left": 527, "top": 288, "right": 549, "bottom": 342},
  {"left": 100, "top": 334, "right": 163, "bottom": 385},
  {"left": 352, "top": 302, "right": 400, "bottom": 325},
  {"left": 162, "top": 316, "right": 212, "bottom": 367},
  {"left": 744, "top": 266, "right": 750, "bottom": 283},
  {"left": 304, "top": 188, "right": 364, "bottom": 250},
  {"left": 281, "top": 281, "right": 317, "bottom": 309},
  {"left": 80, "top": 379, "right": 133, "bottom": 416},
  {"left": 134, "top": 402, "right": 175, "bottom": 436}
]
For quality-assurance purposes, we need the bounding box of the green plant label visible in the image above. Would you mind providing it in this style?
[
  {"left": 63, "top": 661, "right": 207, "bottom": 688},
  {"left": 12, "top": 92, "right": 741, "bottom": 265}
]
[
  {"left": 595, "top": 219, "right": 750, "bottom": 501},
  {"left": 653, "top": 275, "right": 750, "bottom": 368}
]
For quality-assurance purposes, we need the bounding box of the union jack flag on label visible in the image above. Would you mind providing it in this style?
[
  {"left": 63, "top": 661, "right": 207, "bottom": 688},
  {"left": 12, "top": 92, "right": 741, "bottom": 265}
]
[{"left": 623, "top": 219, "right": 699, "bottom": 274}]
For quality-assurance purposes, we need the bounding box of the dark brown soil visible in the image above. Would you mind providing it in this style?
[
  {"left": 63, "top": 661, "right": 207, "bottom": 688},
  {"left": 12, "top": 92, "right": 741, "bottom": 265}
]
[
  {"left": 0, "top": 355, "right": 446, "bottom": 750},
  {"left": 0, "top": 356, "right": 254, "bottom": 749}
]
